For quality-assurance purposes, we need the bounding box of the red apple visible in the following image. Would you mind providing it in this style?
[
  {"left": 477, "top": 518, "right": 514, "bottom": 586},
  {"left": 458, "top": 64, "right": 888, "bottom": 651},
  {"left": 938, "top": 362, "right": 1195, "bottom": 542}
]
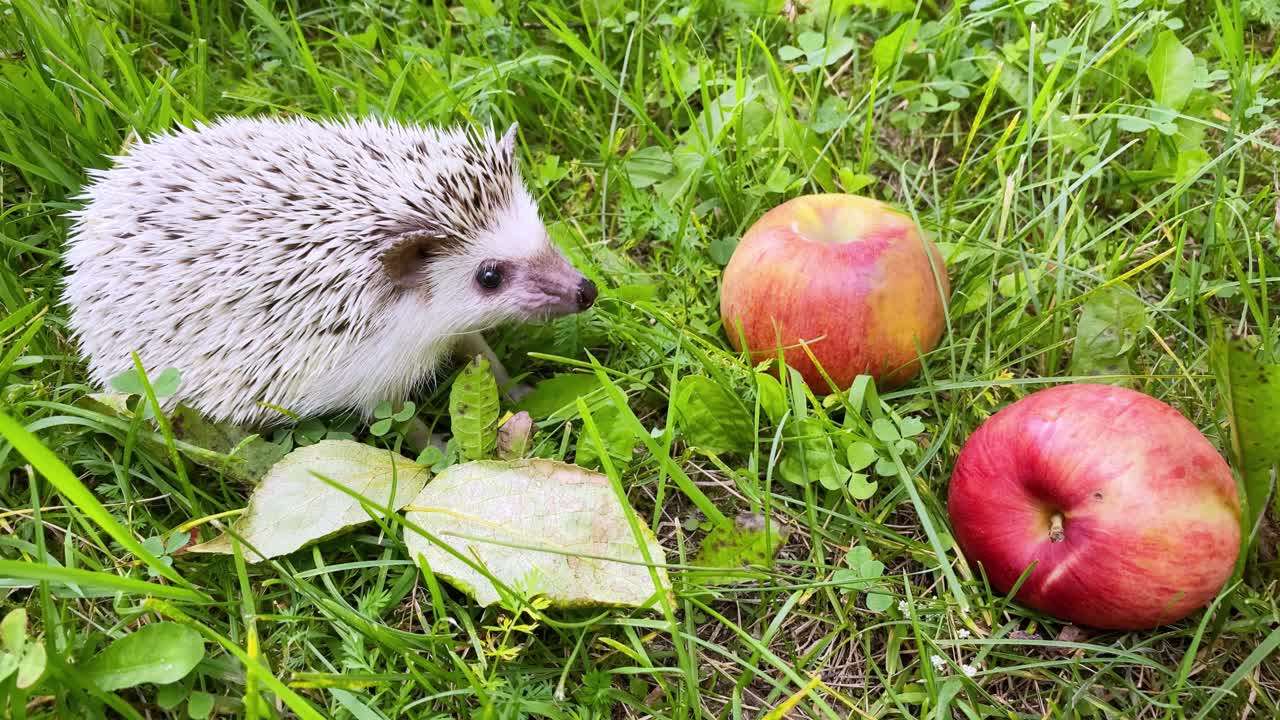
[
  {"left": 719, "top": 193, "right": 949, "bottom": 392},
  {"left": 948, "top": 384, "right": 1241, "bottom": 630}
]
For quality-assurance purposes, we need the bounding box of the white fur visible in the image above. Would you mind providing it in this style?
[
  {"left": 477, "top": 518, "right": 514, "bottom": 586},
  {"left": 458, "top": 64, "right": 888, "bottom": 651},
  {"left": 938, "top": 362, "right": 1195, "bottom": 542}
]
[{"left": 62, "top": 115, "right": 565, "bottom": 426}]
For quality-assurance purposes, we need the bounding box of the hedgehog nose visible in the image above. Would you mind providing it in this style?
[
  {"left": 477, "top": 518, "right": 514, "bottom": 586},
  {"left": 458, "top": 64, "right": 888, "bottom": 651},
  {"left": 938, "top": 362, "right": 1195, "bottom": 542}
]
[{"left": 576, "top": 278, "right": 598, "bottom": 310}]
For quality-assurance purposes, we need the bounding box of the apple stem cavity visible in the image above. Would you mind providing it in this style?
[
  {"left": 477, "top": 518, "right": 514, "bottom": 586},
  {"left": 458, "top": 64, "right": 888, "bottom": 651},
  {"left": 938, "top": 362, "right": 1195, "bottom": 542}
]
[{"left": 1048, "top": 513, "right": 1066, "bottom": 543}]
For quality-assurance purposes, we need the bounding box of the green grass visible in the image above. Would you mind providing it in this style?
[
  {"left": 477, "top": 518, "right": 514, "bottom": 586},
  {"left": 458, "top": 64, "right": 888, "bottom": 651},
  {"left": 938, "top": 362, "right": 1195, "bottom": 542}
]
[{"left": 2, "top": 0, "right": 1279, "bottom": 717}]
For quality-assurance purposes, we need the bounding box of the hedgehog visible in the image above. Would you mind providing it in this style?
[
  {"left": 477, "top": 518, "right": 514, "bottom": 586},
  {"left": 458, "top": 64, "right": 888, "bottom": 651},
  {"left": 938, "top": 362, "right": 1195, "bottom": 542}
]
[{"left": 61, "top": 115, "right": 597, "bottom": 429}]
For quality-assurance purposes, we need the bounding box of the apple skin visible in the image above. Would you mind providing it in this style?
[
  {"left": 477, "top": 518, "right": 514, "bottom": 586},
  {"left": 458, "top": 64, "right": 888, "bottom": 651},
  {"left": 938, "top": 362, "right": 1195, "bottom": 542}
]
[
  {"left": 719, "top": 193, "right": 949, "bottom": 392},
  {"left": 948, "top": 384, "right": 1242, "bottom": 631}
]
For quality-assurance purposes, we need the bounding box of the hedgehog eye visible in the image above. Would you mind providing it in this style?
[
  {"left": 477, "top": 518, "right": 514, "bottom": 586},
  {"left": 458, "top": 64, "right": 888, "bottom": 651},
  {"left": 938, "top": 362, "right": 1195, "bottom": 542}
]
[{"left": 476, "top": 264, "right": 503, "bottom": 290}]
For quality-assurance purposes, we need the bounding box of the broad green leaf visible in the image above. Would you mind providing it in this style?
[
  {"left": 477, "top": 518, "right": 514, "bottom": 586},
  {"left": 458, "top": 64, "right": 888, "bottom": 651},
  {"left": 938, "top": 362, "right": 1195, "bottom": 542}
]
[
  {"left": 82, "top": 623, "right": 204, "bottom": 692},
  {"left": 897, "top": 416, "right": 925, "bottom": 438},
  {"left": 1148, "top": 31, "right": 1195, "bottom": 111},
  {"left": 404, "top": 459, "right": 672, "bottom": 607},
  {"left": 1068, "top": 282, "right": 1147, "bottom": 385},
  {"left": 872, "top": 418, "right": 899, "bottom": 443},
  {"left": 1, "top": 608, "right": 25, "bottom": 653},
  {"left": 1211, "top": 331, "right": 1280, "bottom": 537},
  {"left": 872, "top": 20, "right": 920, "bottom": 73},
  {"left": 625, "top": 146, "right": 673, "bottom": 189},
  {"left": 688, "top": 513, "right": 790, "bottom": 584},
  {"left": 392, "top": 402, "right": 416, "bottom": 423},
  {"left": 846, "top": 441, "right": 878, "bottom": 471},
  {"left": 778, "top": 45, "right": 804, "bottom": 62},
  {"left": 674, "top": 376, "right": 755, "bottom": 455},
  {"left": 515, "top": 373, "right": 604, "bottom": 419},
  {"left": 450, "top": 355, "right": 500, "bottom": 461},
  {"left": 709, "top": 236, "right": 739, "bottom": 266},
  {"left": 778, "top": 418, "right": 850, "bottom": 489},
  {"left": 573, "top": 401, "right": 639, "bottom": 470},
  {"left": 0, "top": 654, "right": 17, "bottom": 684},
  {"left": 866, "top": 592, "right": 894, "bottom": 612},
  {"left": 187, "top": 691, "right": 215, "bottom": 719},
  {"left": 109, "top": 366, "right": 181, "bottom": 398},
  {"left": 167, "top": 405, "right": 288, "bottom": 483},
  {"left": 755, "top": 372, "right": 787, "bottom": 425},
  {"left": 15, "top": 639, "right": 45, "bottom": 689},
  {"left": 156, "top": 682, "right": 188, "bottom": 710},
  {"left": 847, "top": 472, "right": 878, "bottom": 500},
  {"left": 187, "top": 440, "right": 430, "bottom": 561}
]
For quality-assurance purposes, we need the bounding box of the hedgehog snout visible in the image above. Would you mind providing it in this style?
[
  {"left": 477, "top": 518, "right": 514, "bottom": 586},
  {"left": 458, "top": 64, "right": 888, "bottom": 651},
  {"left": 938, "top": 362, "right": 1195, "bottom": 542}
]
[{"left": 576, "top": 278, "right": 598, "bottom": 310}]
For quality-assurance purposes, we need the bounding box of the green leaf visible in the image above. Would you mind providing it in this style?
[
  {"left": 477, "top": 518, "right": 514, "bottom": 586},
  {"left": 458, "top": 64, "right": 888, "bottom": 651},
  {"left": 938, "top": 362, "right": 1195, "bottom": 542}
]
[
  {"left": 688, "top": 513, "right": 790, "bottom": 584},
  {"left": 1068, "top": 282, "right": 1147, "bottom": 385},
  {"left": 709, "top": 236, "right": 739, "bottom": 266},
  {"left": 674, "top": 376, "right": 755, "bottom": 455},
  {"left": 866, "top": 592, "right": 894, "bottom": 612},
  {"left": 169, "top": 405, "right": 290, "bottom": 484},
  {"left": 871, "top": 418, "right": 900, "bottom": 443},
  {"left": 847, "top": 472, "right": 878, "bottom": 500},
  {"left": 404, "top": 459, "right": 672, "bottom": 607},
  {"left": 778, "top": 45, "right": 804, "bottom": 61},
  {"left": 845, "top": 441, "right": 878, "bottom": 471},
  {"left": 16, "top": 639, "right": 45, "bottom": 689},
  {"left": 1147, "top": 30, "right": 1195, "bottom": 111},
  {"left": 625, "top": 146, "right": 673, "bottom": 189},
  {"left": 450, "top": 355, "right": 500, "bottom": 461},
  {"left": 778, "top": 418, "right": 850, "bottom": 489},
  {"left": 187, "top": 691, "right": 215, "bottom": 719},
  {"left": 515, "top": 373, "right": 604, "bottom": 419},
  {"left": 1211, "top": 331, "right": 1280, "bottom": 538},
  {"left": 165, "top": 532, "right": 190, "bottom": 555},
  {"left": 0, "top": 654, "right": 17, "bottom": 684},
  {"left": 109, "top": 366, "right": 180, "bottom": 398},
  {"left": 82, "top": 623, "right": 204, "bottom": 692},
  {"left": 369, "top": 418, "right": 392, "bottom": 437},
  {"left": 1175, "top": 147, "right": 1212, "bottom": 182},
  {"left": 755, "top": 373, "right": 787, "bottom": 425},
  {"left": 2, "top": 608, "right": 27, "bottom": 654},
  {"left": 141, "top": 536, "right": 165, "bottom": 557},
  {"left": 373, "top": 400, "right": 393, "bottom": 419},
  {"left": 392, "top": 401, "right": 416, "bottom": 423},
  {"left": 872, "top": 20, "right": 920, "bottom": 74},
  {"left": 156, "top": 682, "right": 188, "bottom": 710},
  {"left": 573, "top": 401, "right": 638, "bottom": 470},
  {"left": 896, "top": 416, "right": 925, "bottom": 438},
  {"left": 187, "top": 440, "right": 430, "bottom": 561},
  {"left": 415, "top": 445, "right": 445, "bottom": 468}
]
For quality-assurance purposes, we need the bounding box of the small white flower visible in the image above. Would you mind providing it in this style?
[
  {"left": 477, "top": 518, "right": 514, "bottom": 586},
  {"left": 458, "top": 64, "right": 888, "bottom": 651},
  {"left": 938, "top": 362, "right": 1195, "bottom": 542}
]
[
  {"left": 930, "top": 654, "right": 946, "bottom": 670},
  {"left": 956, "top": 629, "right": 971, "bottom": 639},
  {"left": 898, "top": 600, "right": 910, "bottom": 614},
  {"left": 962, "top": 664, "right": 978, "bottom": 678}
]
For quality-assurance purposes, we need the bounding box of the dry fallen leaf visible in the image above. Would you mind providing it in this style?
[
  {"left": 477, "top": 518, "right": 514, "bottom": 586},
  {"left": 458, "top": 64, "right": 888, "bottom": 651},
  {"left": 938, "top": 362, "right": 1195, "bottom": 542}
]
[
  {"left": 404, "top": 458, "right": 671, "bottom": 608},
  {"left": 189, "top": 440, "right": 429, "bottom": 561}
]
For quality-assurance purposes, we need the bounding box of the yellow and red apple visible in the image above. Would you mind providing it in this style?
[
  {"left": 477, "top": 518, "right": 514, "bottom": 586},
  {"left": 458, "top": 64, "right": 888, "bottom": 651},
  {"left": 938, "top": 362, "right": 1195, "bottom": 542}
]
[
  {"left": 948, "top": 384, "right": 1242, "bottom": 630},
  {"left": 719, "top": 193, "right": 949, "bottom": 392}
]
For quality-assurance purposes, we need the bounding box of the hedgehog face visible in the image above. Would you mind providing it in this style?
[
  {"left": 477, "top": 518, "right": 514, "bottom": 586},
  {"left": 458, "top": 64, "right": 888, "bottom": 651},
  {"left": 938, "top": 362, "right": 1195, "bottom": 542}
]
[
  {"left": 383, "top": 186, "right": 597, "bottom": 335},
  {"left": 449, "top": 189, "right": 597, "bottom": 325}
]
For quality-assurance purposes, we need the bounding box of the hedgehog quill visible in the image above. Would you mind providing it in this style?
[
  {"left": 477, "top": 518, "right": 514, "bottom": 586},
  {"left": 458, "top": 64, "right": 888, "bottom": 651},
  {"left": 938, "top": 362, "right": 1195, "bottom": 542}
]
[{"left": 62, "top": 115, "right": 597, "bottom": 429}]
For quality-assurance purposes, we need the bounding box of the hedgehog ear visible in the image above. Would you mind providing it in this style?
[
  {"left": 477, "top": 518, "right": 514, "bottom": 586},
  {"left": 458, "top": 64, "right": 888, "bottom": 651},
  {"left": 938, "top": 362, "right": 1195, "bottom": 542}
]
[{"left": 381, "top": 232, "right": 438, "bottom": 289}]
